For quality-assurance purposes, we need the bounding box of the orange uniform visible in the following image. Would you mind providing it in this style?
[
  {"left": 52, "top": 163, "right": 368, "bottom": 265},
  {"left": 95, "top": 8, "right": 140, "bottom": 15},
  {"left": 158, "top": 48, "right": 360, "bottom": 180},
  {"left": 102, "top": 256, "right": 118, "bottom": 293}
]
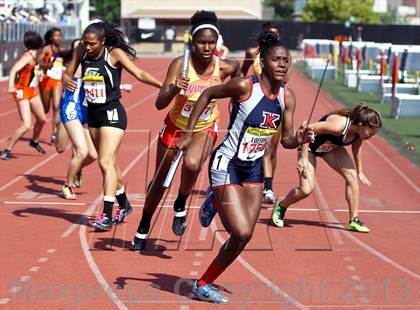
[
  {"left": 160, "top": 55, "right": 222, "bottom": 148},
  {"left": 13, "top": 52, "right": 38, "bottom": 102},
  {"left": 39, "top": 44, "right": 63, "bottom": 91}
]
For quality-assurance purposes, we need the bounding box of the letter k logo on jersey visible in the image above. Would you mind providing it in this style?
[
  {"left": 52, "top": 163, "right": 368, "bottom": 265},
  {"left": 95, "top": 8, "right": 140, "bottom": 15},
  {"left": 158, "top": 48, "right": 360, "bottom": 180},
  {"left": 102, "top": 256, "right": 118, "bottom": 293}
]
[{"left": 260, "top": 112, "right": 280, "bottom": 129}]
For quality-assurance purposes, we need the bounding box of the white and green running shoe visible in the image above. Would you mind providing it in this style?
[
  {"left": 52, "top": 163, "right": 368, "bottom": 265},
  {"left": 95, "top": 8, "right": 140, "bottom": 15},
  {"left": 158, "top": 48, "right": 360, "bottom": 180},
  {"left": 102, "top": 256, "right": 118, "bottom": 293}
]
[
  {"left": 272, "top": 203, "right": 287, "bottom": 227},
  {"left": 348, "top": 217, "right": 370, "bottom": 233}
]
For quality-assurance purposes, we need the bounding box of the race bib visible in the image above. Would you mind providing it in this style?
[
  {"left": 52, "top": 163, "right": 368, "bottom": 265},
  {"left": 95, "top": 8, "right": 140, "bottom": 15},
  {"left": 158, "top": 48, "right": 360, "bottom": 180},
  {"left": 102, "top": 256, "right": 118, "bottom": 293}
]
[
  {"left": 315, "top": 142, "right": 336, "bottom": 153},
  {"left": 238, "top": 127, "right": 276, "bottom": 161},
  {"left": 65, "top": 101, "right": 77, "bottom": 120},
  {"left": 83, "top": 75, "right": 106, "bottom": 104},
  {"left": 211, "top": 152, "right": 230, "bottom": 171},
  {"left": 181, "top": 102, "right": 212, "bottom": 121},
  {"left": 16, "top": 89, "right": 23, "bottom": 99},
  {"left": 46, "top": 57, "right": 64, "bottom": 80}
]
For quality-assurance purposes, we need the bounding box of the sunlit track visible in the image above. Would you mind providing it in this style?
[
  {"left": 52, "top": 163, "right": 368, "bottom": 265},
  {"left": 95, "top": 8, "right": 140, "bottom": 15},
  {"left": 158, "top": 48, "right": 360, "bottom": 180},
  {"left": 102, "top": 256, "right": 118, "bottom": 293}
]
[{"left": 0, "top": 58, "right": 419, "bottom": 309}]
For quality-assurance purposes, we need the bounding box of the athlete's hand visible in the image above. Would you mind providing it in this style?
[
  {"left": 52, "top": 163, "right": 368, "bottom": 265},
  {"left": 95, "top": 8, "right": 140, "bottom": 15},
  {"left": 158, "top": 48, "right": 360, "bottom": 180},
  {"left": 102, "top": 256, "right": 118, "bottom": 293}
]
[
  {"left": 175, "top": 75, "right": 189, "bottom": 92},
  {"left": 120, "top": 84, "right": 133, "bottom": 92},
  {"left": 8, "top": 86, "right": 16, "bottom": 94},
  {"left": 297, "top": 158, "right": 309, "bottom": 178},
  {"left": 65, "top": 79, "right": 77, "bottom": 92},
  {"left": 358, "top": 172, "right": 371, "bottom": 187},
  {"left": 296, "top": 121, "right": 315, "bottom": 145},
  {"left": 176, "top": 134, "right": 192, "bottom": 152}
]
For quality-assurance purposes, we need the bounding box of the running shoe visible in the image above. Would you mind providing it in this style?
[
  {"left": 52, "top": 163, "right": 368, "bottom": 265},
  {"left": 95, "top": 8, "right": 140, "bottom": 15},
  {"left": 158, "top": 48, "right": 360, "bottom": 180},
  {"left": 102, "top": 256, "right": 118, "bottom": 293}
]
[
  {"left": 172, "top": 209, "right": 187, "bottom": 236},
  {"left": 199, "top": 187, "right": 217, "bottom": 227},
  {"left": 129, "top": 234, "right": 147, "bottom": 252},
  {"left": 192, "top": 280, "right": 229, "bottom": 304},
  {"left": 262, "top": 189, "right": 276, "bottom": 204},
  {"left": 113, "top": 202, "right": 133, "bottom": 224},
  {"left": 29, "top": 140, "right": 46, "bottom": 154},
  {"left": 272, "top": 203, "right": 287, "bottom": 227},
  {"left": 62, "top": 184, "right": 76, "bottom": 200},
  {"left": 348, "top": 217, "right": 370, "bottom": 233},
  {"left": 74, "top": 172, "right": 84, "bottom": 188},
  {"left": 92, "top": 213, "right": 113, "bottom": 230},
  {"left": 1, "top": 149, "right": 11, "bottom": 160}
]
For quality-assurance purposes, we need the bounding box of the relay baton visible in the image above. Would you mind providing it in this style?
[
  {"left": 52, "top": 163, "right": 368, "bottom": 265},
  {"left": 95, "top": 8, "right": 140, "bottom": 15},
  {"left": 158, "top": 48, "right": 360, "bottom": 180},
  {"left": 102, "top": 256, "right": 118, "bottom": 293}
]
[
  {"left": 179, "top": 32, "right": 192, "bottom": 95},
  {"left": 163, "top": 151, "right": 183, "bottom": 188}
]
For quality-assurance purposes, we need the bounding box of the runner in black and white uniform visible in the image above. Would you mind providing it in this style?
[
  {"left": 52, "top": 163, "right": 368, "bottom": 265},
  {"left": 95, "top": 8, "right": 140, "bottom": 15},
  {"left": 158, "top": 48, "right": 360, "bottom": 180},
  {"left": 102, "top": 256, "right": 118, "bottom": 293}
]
[
  {"left": 176, "top": 32, "right": 312, "bottom": 304},
  {"left": 273, "top": 104, "right": 382, "bottom": 233},
  {"left": 63, "top": 20, "right": 162, "bottom": 230}
]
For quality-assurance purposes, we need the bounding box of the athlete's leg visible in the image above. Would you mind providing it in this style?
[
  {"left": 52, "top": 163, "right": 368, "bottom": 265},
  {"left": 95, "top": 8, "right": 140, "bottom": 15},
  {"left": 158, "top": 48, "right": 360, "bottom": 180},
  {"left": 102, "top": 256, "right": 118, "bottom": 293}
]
[
  {"left": 29, "top": 95, "right": 47, "bottom": 143},
  {"left": 5, "top": 99, "right": 32, "bottom": 151},
  {"left": 272, "top": 152, "right": 316, "bottom": 227},
  {"left": 55, "top": 121, "right": 69, "bottom": 153},
  {"left": 39, "top": 86, "right": 51, "bottom": 114},
  {"left": 51, "top": 84, "right": 63, "bottom": 138},
  {"left": 197, "top": 184, "right": 262, "bottom": 285},
  {"left": 322, "top": 147, "right": 359, "bottom": 220}
]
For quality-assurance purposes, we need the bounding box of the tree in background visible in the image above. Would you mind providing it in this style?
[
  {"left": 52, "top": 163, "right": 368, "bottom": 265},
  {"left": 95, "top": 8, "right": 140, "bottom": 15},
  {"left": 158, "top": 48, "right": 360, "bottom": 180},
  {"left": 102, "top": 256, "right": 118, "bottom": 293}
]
[
  {"left": 264, "top": 0, "right": 295, "bottom": 20},
  {"left": 302, "top": 0, "right": 380, "bottom": 24},
  {"left": 90, "top": 0, "right": 120, "bottom": 24}
]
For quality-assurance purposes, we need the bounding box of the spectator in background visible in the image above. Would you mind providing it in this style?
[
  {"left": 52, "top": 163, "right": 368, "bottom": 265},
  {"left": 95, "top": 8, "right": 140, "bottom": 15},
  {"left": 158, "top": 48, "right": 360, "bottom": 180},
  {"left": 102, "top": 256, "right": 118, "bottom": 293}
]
[{"left": 164, "top": 26, "right": 175, "bottom": 52}]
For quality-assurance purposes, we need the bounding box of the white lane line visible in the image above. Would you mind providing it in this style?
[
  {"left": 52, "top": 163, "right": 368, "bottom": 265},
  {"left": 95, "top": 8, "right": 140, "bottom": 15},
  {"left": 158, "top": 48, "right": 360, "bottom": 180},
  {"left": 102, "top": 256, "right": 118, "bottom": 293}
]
[
  {"left": 78, "top": 135, "right": 158, "bottom": 310},
  {"left": 314, "top": 182, "right": 420, "bottom": 280},
  {"left": 335, "top": 209, "right": 420, "bottom": 214},
  {"left": 9, "top": 287, "right": 21, "bottom": 293},
  {"left": 343, "top": 257, "right": 352, "bottom": 262},
  {"left": 0, "top": 152, "right": 60, "bottom": 192},
  {"left": 46, "top": 249, "right": 56, "bottom": 253},
  {"left": 179, "top": 305, "right": 190, "bottom": 310},
  {"left": 0, "top": 298, "right": 10, "bottom": 304},
  {"left": 19, "top": 276, "right": 31, "bottom": 282},
  {"left": 346, "top": 266, "right": 356, "bottom": 271},
  {"left": 189, "top": 271, "right": 198, "bottom": 276},
  {"left": 366, "top": 139, "right": 420, "bottom": 194},
  {"left": 198, "top": 227, "right": 208, "bottom": 241},
  {"left": 0, "top": 108, "right": 17, "bottom": 118},
  {"left": 192, "top": 261, "right": 202, "bottom": 267},
  {"left": 38, "top": 257, "right": 48, "bottom": 263},
  {"left": 210, "top": 221, "right": 308, "bottom": 310},
  {"left": 195, "top": 252, "right": 204, "bottom": 257},
  {"left": 29, "top": 267, "right": 40, "bottom": 272},
  {"left": 314, "top": 183, "right": 344, "bottom": 245},
  {"left": 4, "top": 201, "right": 85, "bottom": 206}
]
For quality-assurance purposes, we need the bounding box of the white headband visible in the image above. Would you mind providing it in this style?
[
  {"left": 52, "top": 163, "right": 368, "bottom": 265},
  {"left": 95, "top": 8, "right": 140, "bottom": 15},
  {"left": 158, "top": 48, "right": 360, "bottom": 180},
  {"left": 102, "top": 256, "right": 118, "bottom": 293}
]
[{"left": 191, "top": 24, "right": 219, "bottom": 36}]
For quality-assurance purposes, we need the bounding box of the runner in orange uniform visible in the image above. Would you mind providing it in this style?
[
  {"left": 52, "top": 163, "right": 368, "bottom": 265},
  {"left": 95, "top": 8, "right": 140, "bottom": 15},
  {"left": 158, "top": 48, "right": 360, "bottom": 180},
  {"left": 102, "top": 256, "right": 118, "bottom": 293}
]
[{"left": 2, "top": 31, "right": 47, "bottom": 160}]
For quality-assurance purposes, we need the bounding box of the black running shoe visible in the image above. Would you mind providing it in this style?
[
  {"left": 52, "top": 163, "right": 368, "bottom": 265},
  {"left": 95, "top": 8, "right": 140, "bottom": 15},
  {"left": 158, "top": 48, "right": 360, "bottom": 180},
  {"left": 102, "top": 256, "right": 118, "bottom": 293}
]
[
  {"left": 1, "top": 149, "right": 11, "bottom": 160},
  {"left": 172, "top": 210, "right": 187, "bottom": 236},
  {"left": 129, "top": 235, "right": 147, "bottom": 252},
  {"left": 29, "top": 140, "right": 46, "bottom": 154}
]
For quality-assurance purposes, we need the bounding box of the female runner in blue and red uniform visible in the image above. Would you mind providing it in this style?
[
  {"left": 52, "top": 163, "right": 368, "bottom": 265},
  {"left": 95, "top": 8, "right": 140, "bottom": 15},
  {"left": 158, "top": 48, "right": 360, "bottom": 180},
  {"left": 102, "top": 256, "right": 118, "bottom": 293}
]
[{"left": 177, "top": 32, "right": 313, "bottom": 304}]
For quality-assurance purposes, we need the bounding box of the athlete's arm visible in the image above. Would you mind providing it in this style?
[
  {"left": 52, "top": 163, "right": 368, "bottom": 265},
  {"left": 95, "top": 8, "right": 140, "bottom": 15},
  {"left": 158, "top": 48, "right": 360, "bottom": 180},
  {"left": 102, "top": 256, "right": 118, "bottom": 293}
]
[
  {"left": 155, "top": 57, "right": 188, "bottom": 110},
  {"left": 352, "top": 138, "right": 371, "bottom": 186},
  {"left": 111, "top": 48, "right": 162, "bottom": 89},
  {"left": 176, "top": 77, "right": 250, "bottom": 150},
  {"left": 240, "top": 48, "right": 255, "bottom": 77},
  {"left": 37, "top": 45, "right": 49, "bottom": 70},
  {"left": 280, "top": 88, "right": 299, "bottom": 148},
  {"left": 8, "top": 53, "right": 33, "bottom": 93},
  {"left": 63, "top": 43, "right": 83, "bottom": 91},
  {"left": 308, "top": 114, "right": 347, "bottom": 135},
  {"left": 220, "top": 58, "right": 241, "bottom": 80}
]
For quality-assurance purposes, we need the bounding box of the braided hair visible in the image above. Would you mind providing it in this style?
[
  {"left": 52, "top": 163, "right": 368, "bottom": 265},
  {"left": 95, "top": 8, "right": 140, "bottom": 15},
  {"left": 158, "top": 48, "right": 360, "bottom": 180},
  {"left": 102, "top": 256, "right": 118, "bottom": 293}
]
[{"left": 83, "top": 21, "right": 136, "bottom": 58}]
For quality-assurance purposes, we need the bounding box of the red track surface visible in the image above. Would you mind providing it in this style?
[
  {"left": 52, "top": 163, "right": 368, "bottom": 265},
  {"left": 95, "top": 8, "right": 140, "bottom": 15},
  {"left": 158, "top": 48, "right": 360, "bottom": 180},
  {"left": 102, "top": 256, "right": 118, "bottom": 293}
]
[{"left": 0, "top": 58, "right": 419, "bottom": 309}]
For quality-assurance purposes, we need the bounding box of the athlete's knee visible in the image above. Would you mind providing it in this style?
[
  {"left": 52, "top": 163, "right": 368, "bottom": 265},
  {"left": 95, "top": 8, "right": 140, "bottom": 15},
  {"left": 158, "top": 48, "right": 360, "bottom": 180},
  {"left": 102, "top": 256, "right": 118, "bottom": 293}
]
[
  {"left": 344, "top": 169, "right": 358, "bottom": 186},
  {"left": 88, "top": 150, "right": 98, "bottom": 161},
  {"left": 21, "top": 122, "right": 31, "bottom": 133},
  {"left": 183, "top": 156, "right": 202, "bottom": 173},
  {"left": 55, "top": 143, "right": 66, "bottom": 153},
  {"left": 98, "top": 156, "right": 114, "bottom": 172},
  {"left": 232, "top": 227, "right": 253, "bottom": 245}
]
